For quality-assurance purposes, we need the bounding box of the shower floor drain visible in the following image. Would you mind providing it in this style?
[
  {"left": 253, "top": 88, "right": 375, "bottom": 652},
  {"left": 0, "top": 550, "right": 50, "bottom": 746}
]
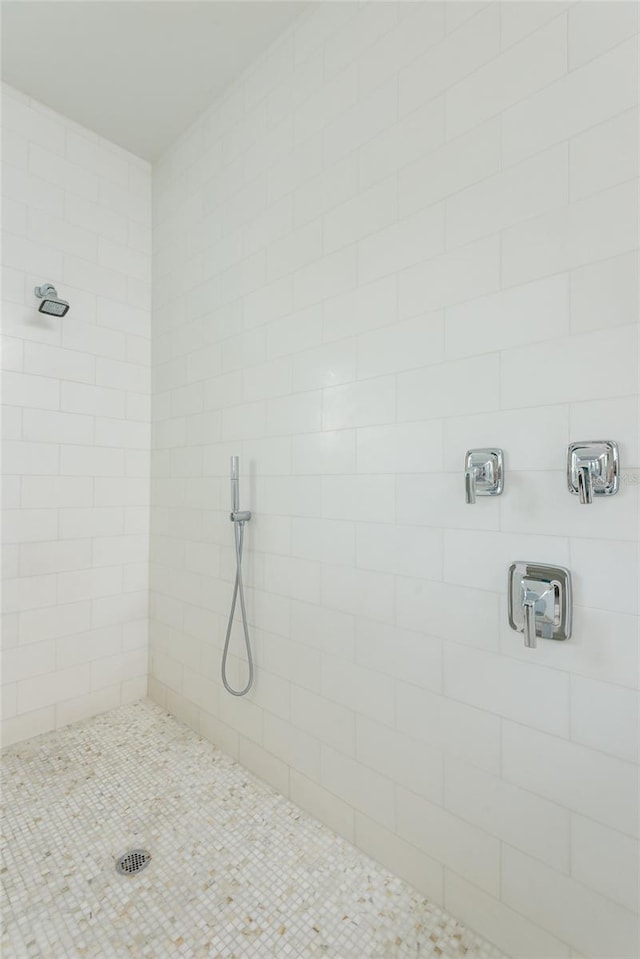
[{"left": 115, "top": 849, "right": 151, "bottom": 876}]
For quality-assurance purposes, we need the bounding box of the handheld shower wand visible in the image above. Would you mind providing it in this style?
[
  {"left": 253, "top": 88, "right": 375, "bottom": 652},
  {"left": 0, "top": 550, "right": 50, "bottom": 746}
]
[
  {"left": 231, "top": 455, "right": 239, "bottom": 512},
  {"left": 229, "top": 456, "right": 250, "bottom": 524},
  {"left": 221, "top": 456, "right": 254, "bottom": 696}
]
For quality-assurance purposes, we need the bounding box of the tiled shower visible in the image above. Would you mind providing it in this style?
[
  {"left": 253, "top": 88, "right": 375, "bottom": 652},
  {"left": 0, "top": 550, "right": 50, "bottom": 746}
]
[{"left": 1, "top": 3, "right": 638, "bottom": 957}]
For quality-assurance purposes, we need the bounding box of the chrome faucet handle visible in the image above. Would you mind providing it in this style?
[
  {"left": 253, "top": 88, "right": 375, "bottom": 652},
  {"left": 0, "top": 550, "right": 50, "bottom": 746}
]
[
  {"left": 577, "top": 464, "right": 594, "bottom": 505},
  {"left": 465, "top": 466, "right": 479, "bottom": 504},
  {"left": 522, "top": 592, "right": 538, "bottom": 649},
  {"left": 463, "top": 449, "right": 504, "bottom": 504}
]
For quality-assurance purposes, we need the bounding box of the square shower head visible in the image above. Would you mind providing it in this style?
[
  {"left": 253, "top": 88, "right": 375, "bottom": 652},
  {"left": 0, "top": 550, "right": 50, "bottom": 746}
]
[{"left": 34, "top": 284, "right": 70, "bottom": 317}]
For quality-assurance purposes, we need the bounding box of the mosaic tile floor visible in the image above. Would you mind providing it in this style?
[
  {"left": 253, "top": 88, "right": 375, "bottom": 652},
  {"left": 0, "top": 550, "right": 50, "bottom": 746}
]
[{"left": 2, "top": 701, "right": 507, "bottom": 959}]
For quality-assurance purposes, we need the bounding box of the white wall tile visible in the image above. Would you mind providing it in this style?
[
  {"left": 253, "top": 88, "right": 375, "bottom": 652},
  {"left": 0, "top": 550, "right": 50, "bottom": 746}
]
[
  {"left": 443, "top": 405, "right": 569, "bottom": 472},
  {"left": 321, "top": 745, "right": 395, "bottom": 830},
  {"left": 501, "top": 469, "right": 635, "bottom": 542},
  {"left": 570, "top": 251, "right": 638, "bottom": 335},
  {"left": 267, "top": 305, "right": 322, "bottom": 359},
  {"left": 396, "top": 472, "right": 501, "bottom": 533},
  {"left": 292, "top": 431, "right": 355, "bottom": 475},
  {"left": 357, "top": 313, "right": 444, "bottom": 379},
  {"left": 399, "top": 235, "right": 500, "bottom": 318},
  {"left": 1, "top": 706, "right": 56, "bottom": 748},
  {"left": 502, "top": 846, "right": 639, "bottom": 959},
  {"left": 502, "top": 37, "right": 638, "bottom": 167},
  {"left": 323, "top": 77, "right": 398, "bottom": 167},
  {"left": 3, "top": 640, "right": 56, "bottom": 683},
  {"left": 400, "top": 4, "right": 500, "bottom": 116},
  {"left": 321, "top": 564, "right": 394, "bottom": 624},
  {"left": 290, "top": 770, "right": 354, "bottom": 841},
  {"left": 290, "top": 599, "right": 354, "bottom": 660},
  {"left": 446, "top": 143, "right": 568, "bottom": 250},
  {"left": 444, "top": 642, "right": 570, "bottom": 736},
  {"left": 568, "top": 0, "right": 638, "bottom": 70},
  {"left": 356, "top": 522, "right": 443, "bottom": 580},
  {"left": 396, "top": 786, "right": 501, "bottom": 896},
  {"left": 322, "top": 376, "right": 395, "bottom": 430},
  {"left": 292, "top": 338, "right": 355, "bottom": 392},
  {"left": 17, "top": 663, "right": 91, "bottom": 713},
  {"left": 358, "top": 206, "right": 445, "bottom": 286},
  {"left": 322, "top": 656, "right": 395, "bottom": 727},
  {"left": 502, "top": 721, "right": 639, "bottom": 836},
  {"left": 264, "top": 633, "right": 320, "bottom": 694},
  {"left": 570, "top": 814, "right": 639, "bottom": 913},
  {"left": 291, "top": 686, "right": 355, "bottom": 755},
  {"left": 502, "top": 181, "right": 637, "bottom": 288},
  {"left": 142, "top": 9, "right": 640, "bottom": 958},
  {"left": 357, "top": 715, "right": 443, "bottom": 805},
  {"left": 570, "top": 537, "right": 638, "bottom": 615},
  {"left": 2, "top": 509, "right": 58, "bottom": 544},
  {"left": 501, "top": 325, "right": 637, "bottom": 409},
  {"left": 446, "top": 16, "right": 567, "bottom": 140},
  {"left": 359, "top": 98, "right": 445, "bottom": 192},
  {"left": 399, "top": 118, "right": 500, "bottom": 216},
  {"left": 357, "top": 420, "right": 443, "bottom": 474},
  {"left": 2, "top": 87, "right": 151, "bottom": 742},
  {"left": 355, "top": 619, "right": 442, "bottom": 693},
  {"left": 3, "top": 371, "right": 60, "bottom": 410},
  {"left": 19, "top": 602, "right": 94, "bottom": 653},
  {"left": 570, "top": 675, "right": 638, "bottom": 762},
  {"left": 358, "top": 2, "right": 444, "bottom": 97},
  {"left": 322, "top": 475, "right": 395, "bottom": 523},
  {"left": 293, "top": 247, "right": 357, "bottom": 310},
  {"left": 499, "top": 599, "right": 639, "bottom": 692},
  {"left": 445, "top": 273, "right": 569, "bottom": 359},
  {"left": 322, "top": 275, "right": 396, "bottom": 344},
  {"left": 569, "top": 108, "right": 637, "bottom": 202},
  {"left": 500, "top": 2, "right": 569, "bottom": 50},
  {"left": 324, "top": 177, "right": 397, "bottom": 255},
  {"left": 444, "top": 871, "right": 571, "bottom": 959},
  {"left": 396, "top": 575, "right": 500, "bottom": 649},
  {"left": 356, "top": 813, "right": 443, "bottom": 904},
  {"left": 396, "top": 682, "right": 501, "bottom": 775},
  {"left": 22, "top": 408, "right": 93, "bottom": 445},
  {"left": 398, "top": 353, "right": 500, "bottom": 420},
  {"left": 445, "top": 757, "right": 570, "bottom": 872}
]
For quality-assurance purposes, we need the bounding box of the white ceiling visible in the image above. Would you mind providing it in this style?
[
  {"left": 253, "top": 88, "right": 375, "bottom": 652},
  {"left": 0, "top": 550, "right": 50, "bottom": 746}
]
[{"left": 1, "top": 1, "right": 308, "bottom": 160}]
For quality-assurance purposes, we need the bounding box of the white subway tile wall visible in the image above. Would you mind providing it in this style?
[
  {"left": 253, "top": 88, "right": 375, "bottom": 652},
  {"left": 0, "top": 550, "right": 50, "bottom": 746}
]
[
  {"left": 1, "top": 85, "right": 151, "bottom": 744},
  {"left": 1, "top": 2, "right": 637, "bottom": 957},
  {"left": 148, "top": 4, "right": 639, "bottom": 956}
]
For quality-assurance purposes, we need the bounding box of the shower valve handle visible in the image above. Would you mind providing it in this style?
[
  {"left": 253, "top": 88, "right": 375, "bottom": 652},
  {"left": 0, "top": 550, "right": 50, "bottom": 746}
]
[{"left": 465, "top": 466, "right": 479, "bottom": 504}]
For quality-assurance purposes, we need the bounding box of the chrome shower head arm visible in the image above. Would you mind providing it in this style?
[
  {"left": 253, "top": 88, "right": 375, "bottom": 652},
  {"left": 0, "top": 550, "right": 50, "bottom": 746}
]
[{"left": 34, "top": 283, "right": 58, "bottom": 299}]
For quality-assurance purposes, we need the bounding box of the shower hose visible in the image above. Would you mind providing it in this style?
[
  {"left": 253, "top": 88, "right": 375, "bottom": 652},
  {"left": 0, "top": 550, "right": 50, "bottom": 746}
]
[{"left": 221, "top": 518, "right": 254, "bottom": 696}]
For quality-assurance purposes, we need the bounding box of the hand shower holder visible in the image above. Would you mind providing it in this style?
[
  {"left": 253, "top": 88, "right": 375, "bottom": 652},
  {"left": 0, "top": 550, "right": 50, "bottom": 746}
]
[{"left": 230, "top": 455, "right": 251, "bottom": 521}]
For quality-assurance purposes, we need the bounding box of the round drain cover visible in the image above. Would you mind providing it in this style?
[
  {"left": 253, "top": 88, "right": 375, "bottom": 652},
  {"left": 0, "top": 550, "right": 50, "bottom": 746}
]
[{"left": 115, "top": 849, "right": 151, "bottom": 876}]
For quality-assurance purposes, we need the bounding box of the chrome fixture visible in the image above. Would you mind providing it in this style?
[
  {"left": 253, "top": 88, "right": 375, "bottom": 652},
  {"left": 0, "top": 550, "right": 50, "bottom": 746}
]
[
  {"left": 508, "top": 562, "right": 572, "bottom": 649},
  {"left": 34, "top": 283, "right": 70, "bottom": 316},
  {"left": 230, "top": 455, "right": 251, "bottom": 524},
  {"left": 567, "top": 441, "right": 619, "bottom": 504},
  {"left": 464, "top": 448, "right": 504, "bottom": 504},
  {"left": 221, "top": 456, "right": 254, "bottom": 696}
]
